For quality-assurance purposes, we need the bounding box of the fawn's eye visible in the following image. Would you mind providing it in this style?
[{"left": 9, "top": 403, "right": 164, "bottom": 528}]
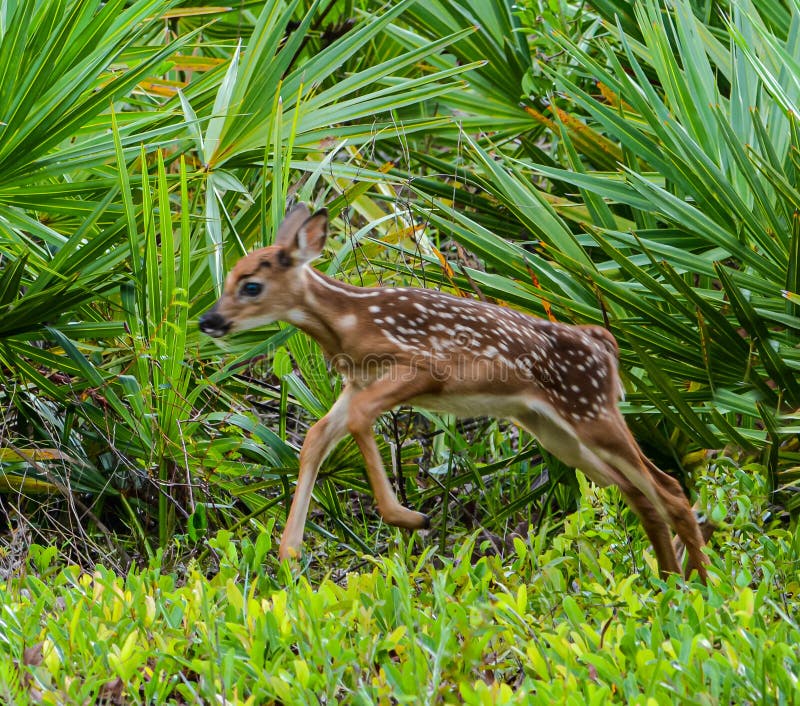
[{"left": 240, "top": 281, "right": 263, "bottom": 297}]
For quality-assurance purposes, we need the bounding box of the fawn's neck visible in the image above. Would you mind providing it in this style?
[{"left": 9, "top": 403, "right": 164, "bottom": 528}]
[{"left": 286, "top": 266, "right": 366, "bottom": 356}]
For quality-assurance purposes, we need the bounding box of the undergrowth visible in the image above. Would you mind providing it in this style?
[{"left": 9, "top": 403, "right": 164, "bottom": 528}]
[{"left": 1, "top": 460, "right": 797, "bottom": 705}]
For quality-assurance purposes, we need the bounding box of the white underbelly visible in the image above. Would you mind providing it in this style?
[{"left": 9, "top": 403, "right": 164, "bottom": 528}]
[{"left": 407, "top": 393, "right": 532, "bottom": 419}]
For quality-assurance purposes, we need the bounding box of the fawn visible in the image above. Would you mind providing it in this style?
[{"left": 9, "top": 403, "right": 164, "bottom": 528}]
[{"left": 199, "top": 204, "right": 709, "bottom": 581}]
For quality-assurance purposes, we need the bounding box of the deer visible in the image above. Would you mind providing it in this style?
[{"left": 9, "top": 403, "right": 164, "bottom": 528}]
[{"left": 199, "top": 204, "right": 709, "bottom": 582}]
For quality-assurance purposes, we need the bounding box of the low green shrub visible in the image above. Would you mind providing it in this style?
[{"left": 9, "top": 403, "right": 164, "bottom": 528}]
[{"left": 1, "top": 462, "right": 796, "bottom": 705}]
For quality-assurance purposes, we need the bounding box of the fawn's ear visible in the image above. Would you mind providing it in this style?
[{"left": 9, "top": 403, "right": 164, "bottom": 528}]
[
  {"left": 277, "top": 208, "right": 328, "bottom": 265},
  {"left": 273, "top": 203, "right": 311, "bottom": 249}
]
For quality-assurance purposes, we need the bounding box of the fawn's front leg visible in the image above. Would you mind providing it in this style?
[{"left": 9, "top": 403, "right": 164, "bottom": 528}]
[
  {"left": 279, "top": 388, "right": 352, "bottom": 560},
  {"left": 345, "top": 373, "right": 433, "bottom": 531}
]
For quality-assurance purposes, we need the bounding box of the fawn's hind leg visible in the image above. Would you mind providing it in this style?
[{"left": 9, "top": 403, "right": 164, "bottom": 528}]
[{"left": 515, "top": 410, "right": 683, "bottom": 578}]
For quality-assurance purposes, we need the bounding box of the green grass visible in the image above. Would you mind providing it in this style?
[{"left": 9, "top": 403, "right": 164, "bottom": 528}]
[{"left": 2, "top": 463, "right": 797, "bottom": 705}]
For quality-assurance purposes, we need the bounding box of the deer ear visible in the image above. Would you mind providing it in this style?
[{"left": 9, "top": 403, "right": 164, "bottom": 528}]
[
  {"left": 273, "top": 203, "right": 311, "bottom": 248},
  {"left": 289, "top": 209, "right": 328, "bottom": 264}
]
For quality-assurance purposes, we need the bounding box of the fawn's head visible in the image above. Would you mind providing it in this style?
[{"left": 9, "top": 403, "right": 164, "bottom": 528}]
[{"left": 198, "top": 204, "right": 328, "bottom": 337}]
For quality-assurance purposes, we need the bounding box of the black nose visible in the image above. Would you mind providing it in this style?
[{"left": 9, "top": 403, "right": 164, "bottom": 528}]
[{"left": 199, "top": 310, "right": 230, "bottom": 337}]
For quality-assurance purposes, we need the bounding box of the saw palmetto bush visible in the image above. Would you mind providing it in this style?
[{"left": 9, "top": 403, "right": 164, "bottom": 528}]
[
  {"left": 0, "top": 0, "right": 797, "bottom": 566},
  {"left": 389, "top": 0, "right": 800, "bottom": 510},
  {"left": 0, "top": 0, "right": 492, "bottom": 561}
]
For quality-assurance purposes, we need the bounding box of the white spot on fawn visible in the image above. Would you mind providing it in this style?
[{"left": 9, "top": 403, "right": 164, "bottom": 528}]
[{"left": 339, "top": 314, "right": 357, "bottom": 330}]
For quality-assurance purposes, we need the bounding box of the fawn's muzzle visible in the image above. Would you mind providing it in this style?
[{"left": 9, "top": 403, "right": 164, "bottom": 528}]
[{"left": 198, "top": 309, "right": 231, "bottom": 337}]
